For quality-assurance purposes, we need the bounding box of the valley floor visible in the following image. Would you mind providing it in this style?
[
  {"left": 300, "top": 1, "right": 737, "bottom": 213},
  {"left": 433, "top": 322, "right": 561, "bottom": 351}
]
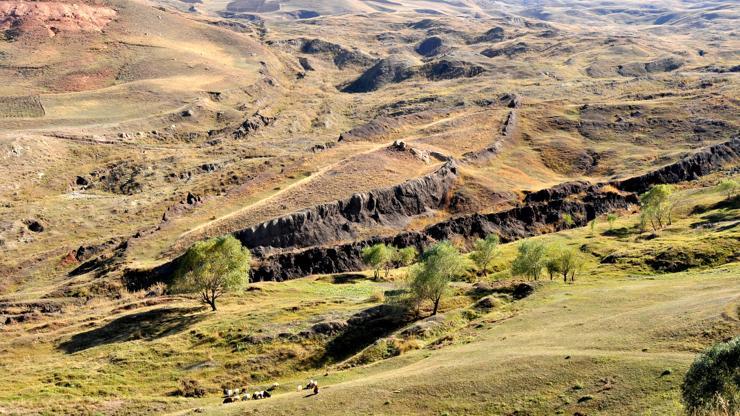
[
  {"left": 195, "top": 265, "right": 740, "bottom": 416},
  {"left": 1, "top": 184, "right": 738, "bottom": 415}
]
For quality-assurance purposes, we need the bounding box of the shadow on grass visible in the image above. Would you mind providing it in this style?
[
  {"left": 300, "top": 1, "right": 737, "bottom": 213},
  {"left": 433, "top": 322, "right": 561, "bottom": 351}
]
[
  {"left": 316, "top": 304, "right": 414, "bottom": 364},
  {"left": 58, "top": 307, "right": 205, "bottom": 353},
  {"left": 601, "top": 226, "right": 633, "bottom": 238},
  {"left": 330, "top": 273, "right": 366, "bottom": 284},
  {"left": 691, "top": 195, "right": 740, "bottom": 215}
]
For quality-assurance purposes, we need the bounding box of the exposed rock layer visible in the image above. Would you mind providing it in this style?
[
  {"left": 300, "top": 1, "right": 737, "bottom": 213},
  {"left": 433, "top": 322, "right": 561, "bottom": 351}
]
[
  {"left": 123, "top": 138, "right": 739, "bottom": 289},
  {"left": 234, "top": 161, "right": 458, "bottom": 250},
  {"left": 614, "top": 137, "right": 739, "bottom": 193}
]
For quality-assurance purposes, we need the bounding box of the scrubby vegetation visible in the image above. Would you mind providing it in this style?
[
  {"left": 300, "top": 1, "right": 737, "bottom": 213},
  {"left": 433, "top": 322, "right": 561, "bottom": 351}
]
[
  {"left": 682, "top": 337, "right": 739, "bottom": 415},
  {"left": 0, "top": 181, "right": 737, "bottom": 415}
]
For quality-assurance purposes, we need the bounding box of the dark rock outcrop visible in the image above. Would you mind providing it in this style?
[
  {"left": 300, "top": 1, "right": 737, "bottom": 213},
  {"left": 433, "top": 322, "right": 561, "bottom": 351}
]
[
  {"left": 471, "top": 27, "right": 504, "bottom": 44},
  {"left": 420, "top": 60, "right": 485, "bottom": 81},
  {"left": 90, "top": 161, "right": 146, "bottom": 195},
  {"left": 298, "top": 57, "right": 314, "bottom": 71},
  {"left": 69, "top": 240, "right": 129, "bottom": 278},
  {"left": 235, "top": 162, "right": 458, "bottom": 250},
  {"left": 617, "top": 57, "right": 684, "bottom": 77},
  {"left": 234, "top": 111, "right": 275, "bottom": 138},
  {"left": 342, "top": 56, "right": 416, "bottom": 93},
  {"left": 614, "top": 137, "right": 739, "bottom": 193},
  {"left": 251, "top": 231, "right": 431, "bottom": 281},
  {"left": 415, "top": 36, "right": 445, "bottom": 57},
  {"left": 124, "top": 139, "right": 738, "bottom": 288},
  {"left": 512, "top": 283, "right": 535, "bottom": 299},
  {"left": 24, "top": 219, "right": 44, "bottom": 233},
  {"left": 481, "top": 42, "right": 529, "bottom": 58},
  {"left": 252, "top": 186, "right": 637, "bottom": 281},
  {"left": 300, "top": 38, "right": 375, "bottom": 69}
]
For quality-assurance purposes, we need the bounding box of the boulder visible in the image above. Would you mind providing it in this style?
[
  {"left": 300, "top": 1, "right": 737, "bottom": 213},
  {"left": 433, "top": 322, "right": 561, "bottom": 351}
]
[{"left": 311, "top": 320, "right": 348, "bottom": 335}]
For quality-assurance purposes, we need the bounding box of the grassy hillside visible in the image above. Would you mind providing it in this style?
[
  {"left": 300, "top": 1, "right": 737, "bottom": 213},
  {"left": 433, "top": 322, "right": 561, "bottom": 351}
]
[{"left": 1, "top": 180, "right": 737, "bottom": 415}]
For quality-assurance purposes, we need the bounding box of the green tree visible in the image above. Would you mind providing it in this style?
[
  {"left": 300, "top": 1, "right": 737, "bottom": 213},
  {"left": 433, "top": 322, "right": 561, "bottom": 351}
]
[
  {"left": 171, "top": 235, "right": 250, "bottom": 311},
  {"left": 554, "top": 245, "right": 581, "bottom": 283},
  {"left": 511, "top": 240, "right": 547, "bottom": 281},
  {"left": 717, "top": 179, "right": 738, "bottom": 199},
  {"left": 470, "top": 234, "right": 500, "bottom": 277},
  {"left": 606, "top": 213, "right": 617, "bottom": 230},
  {"left": 395, "top": 246, "right": 418, "bottom": 268},
  {"left": 408, "top": 241, "right": 471, "bottom": 315},
  {"left": 382, "top": 246, "right": 399, "bottom": 279},
  {"left": 640, "top": 184, "right": 675, "bottom": 232},
  {"left": 545, "top": 256, "right": 561, "bottom": 280},
  {"left": 682, "top": 336, "right": 739, "bottom": 415},
  {"left": 362, "top": 243, "right": 394, "bottom": 280}
]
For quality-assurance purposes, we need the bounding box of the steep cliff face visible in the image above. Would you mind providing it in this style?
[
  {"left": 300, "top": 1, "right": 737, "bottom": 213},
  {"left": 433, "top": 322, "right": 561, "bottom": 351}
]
[
  {"left": 252, "top": 188, "right": 638, "bottom": 281},
  {"left": 251, "top": 232, "right": 432, "bottom": 281},
  {"left": 234, "top": 162, "right": 458, "bottom": 250},
  {"left": 615, "top": 137, "right": 739, "bottom": 193},
  {"left": 123, "top": 138, "right": 738, "bottom": 289}
]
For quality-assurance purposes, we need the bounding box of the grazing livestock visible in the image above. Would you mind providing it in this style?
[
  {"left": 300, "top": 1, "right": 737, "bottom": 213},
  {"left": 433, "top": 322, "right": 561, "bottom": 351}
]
[
  {"left": 268, "top": 382, "right": 279, "bottom": 391},
  {"left": 305, "top": 379, "right": 318, "bottom": 390}
]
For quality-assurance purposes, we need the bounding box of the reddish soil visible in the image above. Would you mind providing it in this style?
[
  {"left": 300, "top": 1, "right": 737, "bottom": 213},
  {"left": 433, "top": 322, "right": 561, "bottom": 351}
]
[{"left": 0, "top": 1, "right": 116, "bottom": 37}]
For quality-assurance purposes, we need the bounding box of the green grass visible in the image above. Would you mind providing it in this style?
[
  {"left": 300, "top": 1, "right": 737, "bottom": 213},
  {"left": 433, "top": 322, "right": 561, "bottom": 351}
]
[{"left": 0, "top": 184, "right": 738, "bottom": 415}]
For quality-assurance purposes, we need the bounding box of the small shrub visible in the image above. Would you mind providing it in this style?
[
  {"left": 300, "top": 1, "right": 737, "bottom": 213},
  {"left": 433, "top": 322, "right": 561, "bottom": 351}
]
[
  {"left": 146, "top": 282, "right": 167, "bottom": 297},
  {"left": 368, "top": 290, "right": 385, "bottom": 303},
  {"left": 175, "top": 379, "right": 206, "bottom": 398},
  {"left": 682, "top": 337, "right": 739, "bottom": 415}
]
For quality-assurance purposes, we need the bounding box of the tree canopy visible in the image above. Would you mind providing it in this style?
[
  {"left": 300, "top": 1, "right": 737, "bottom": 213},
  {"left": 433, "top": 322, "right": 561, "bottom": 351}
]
[
  {"left": 717, "top": 179, "right": 738, "bottom": 199},
  {"left": 408, "top": 241, "right": 471, "bottom": 315},
  {"left": 470, "top": 234, "right": 500, "bottom": 277},
  {"left": 363, "top": 244, "right": 418, "bottom": 279},
  {"left": 171, "top": 235, "right": 250, "bottom": 311},
  {"left": 362, "top": 243, "right": 394, "bottom": 280},
  {"left": 640, "top": 184, "right": 675, "bottom": 231},
  {"left": 511, "top": 240, "right": 547, "bottom": 281},
  {"left": 548, "top": 244, "right": 582, "bottom": 283}
]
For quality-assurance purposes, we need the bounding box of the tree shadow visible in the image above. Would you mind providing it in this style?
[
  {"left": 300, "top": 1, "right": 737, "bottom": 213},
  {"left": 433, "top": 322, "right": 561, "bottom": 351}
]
[
  {"left": 691, "top": 195, "right": 740, "bottom": 215},
  {"left": 58, "top": 307, "right": 205, "bottom": 353},
  {"left": 316, "top": 304, "right": 414, "bottom": 364},
  {"left": 601, "top": 227, "right": 633, "bottom": 238},
  {"left": 330, "top": 273, "right": 366, "bottom": 284}
]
